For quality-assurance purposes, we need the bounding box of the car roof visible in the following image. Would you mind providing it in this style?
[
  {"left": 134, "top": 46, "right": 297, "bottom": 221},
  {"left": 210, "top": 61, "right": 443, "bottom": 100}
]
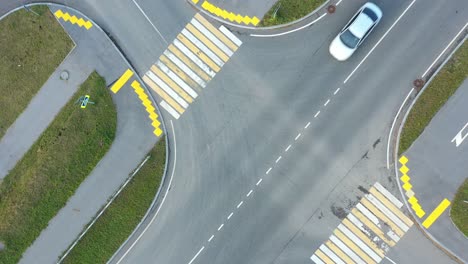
[{"left": 349, "top": 12, "right": 374, "bottom": 39}]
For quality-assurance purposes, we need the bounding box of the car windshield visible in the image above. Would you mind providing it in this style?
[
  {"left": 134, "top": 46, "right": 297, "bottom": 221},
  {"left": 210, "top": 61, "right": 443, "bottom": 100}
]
[
  {"left": 363, "top": 7, "right": 378, "bottom": 21},
  {"left": 340, "top": 29, "right": 360, "bottom": 48}
]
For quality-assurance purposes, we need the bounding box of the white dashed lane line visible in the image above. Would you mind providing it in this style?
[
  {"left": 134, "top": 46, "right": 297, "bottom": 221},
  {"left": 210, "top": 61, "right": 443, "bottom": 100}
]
[
  {"left": 256, "top": 178, "right": 263, "bottom": 186},
  {"left": 295, "top": 133, "right": 301, "bottom": 141},
  {"left": 275, "top": 156, "right": 282, "bottom": 163},
  {"left": 188, "top": 87, "right": 344, "bottom": 264}
]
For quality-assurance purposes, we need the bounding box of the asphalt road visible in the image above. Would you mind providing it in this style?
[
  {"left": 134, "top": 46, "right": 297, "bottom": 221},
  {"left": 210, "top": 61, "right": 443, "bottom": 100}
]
[
  {"left": 106, "top": 0, "right": 468, "bottom": 263},
  {"left": 1, "top": 0, "right": 466, "bottom": 263}
]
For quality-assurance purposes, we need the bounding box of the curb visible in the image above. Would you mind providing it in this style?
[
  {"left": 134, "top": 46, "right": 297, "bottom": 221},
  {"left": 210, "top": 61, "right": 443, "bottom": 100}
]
[
  {"left": 392, "top": 36, "right": 467, "bottom": 264},
  {"left": 0, "top": 3, "right": 172, "bottom": 263},
  {"left": 186, "top": 0, "right": 333, "bottom": 32}
]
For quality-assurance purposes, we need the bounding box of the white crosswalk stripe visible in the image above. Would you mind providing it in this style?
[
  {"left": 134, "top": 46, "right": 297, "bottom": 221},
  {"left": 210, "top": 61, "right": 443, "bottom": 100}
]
[
  {"left": 173, "top": 39, "right": 216, "bottom": 78},
  {"left": 142, "top": 13, "right": 242, "bottom": 120},
  {"left": 182, "top": 28, "right": 224, "bottom": 67},
  {"left": 320, "top": 245, "right": 345, "bottom": 264},
  {"left": 146, "top": 71, "right": 189, "bottom": 109},
  {"left": 156, "top": 61, "right": 198, "bottom": 99},
  {"left": 310, "top": 182, "right": 413, "bottom": 264},
  {"left": 220, "top": 25, "right": 242, "bottom": 46},
  {"left": 191, "top": 18, "right": 234, "bottom": 57}
]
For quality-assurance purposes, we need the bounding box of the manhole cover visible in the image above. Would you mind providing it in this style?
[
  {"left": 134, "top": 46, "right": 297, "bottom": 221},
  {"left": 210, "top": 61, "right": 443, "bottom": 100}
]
[
  {"left": 327, "top": 5, "right": 336, "bottom": 14},
  {"left": 60, "top": 70, "right": 69, "bottom": 80}
]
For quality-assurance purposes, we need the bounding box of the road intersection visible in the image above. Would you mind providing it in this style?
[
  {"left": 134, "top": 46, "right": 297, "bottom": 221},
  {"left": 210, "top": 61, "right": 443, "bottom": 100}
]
[{"left": 0, "top": 0, "right": 466, "bottom": 263}]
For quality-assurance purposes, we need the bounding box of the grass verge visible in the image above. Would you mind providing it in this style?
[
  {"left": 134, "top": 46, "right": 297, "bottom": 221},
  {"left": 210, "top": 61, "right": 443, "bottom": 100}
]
[
  {"left": 62, "top": 137, "right": 166, "bottom": 263},
  {"left": 260, "top": 0, "right": 326, "bottom": 26},
  {"left": 0, "top": 72, "right": 116, "bottom": 263},
  {"left": 451, "top": 179, "right": 468, "bottom": 236},
  {"left": 0, "top": 5, "right": 73, "bottom": 139},
  {"left": 399, "top": 41, "right": 468, "bottom": 154}
]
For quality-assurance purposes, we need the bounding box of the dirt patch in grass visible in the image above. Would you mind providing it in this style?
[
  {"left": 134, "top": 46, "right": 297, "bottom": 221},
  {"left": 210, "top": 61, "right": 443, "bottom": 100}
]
[
  {"left": 62, "top": 138, "right": 166, "bottom": 264},
  {"left": 399, "top": 41, "right": 468, "bottom": 154},
  {"left": 451, "top": 179, "right": 468, "bottom": 237},
  {"left": 0, "top": 5, "right": 73, "bottom": 139},
  {"left": 260, "top": 0, "right": 326, "bottom": 26},
  {"left": 0, "top": 72, "right": 116, "bottom": 263}
]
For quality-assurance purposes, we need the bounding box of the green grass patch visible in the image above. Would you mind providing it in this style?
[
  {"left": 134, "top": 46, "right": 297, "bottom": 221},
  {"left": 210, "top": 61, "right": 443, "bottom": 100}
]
[
  {"left": 451, "top": 179, "right": 468, "bottom": 236},
  {"left": 260, "top": 0, "right": 326, "bottom": 26},
  {"left": 399, "top": 41, "right": 468, "bottom": 154},
  {"left": 0, "top": 72, "right": 116, "bottom": 263},
  {"left": 0, "top": 5, "right": 73, "bottom": 139},
  {"left": 62, "top": 138, "right": 166, "bottom": 264}
]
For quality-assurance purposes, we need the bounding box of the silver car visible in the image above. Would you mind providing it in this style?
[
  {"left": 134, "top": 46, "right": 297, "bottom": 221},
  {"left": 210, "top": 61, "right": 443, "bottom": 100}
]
[{"left": 329, "top": 2, "right": 383, "bottom": 61}]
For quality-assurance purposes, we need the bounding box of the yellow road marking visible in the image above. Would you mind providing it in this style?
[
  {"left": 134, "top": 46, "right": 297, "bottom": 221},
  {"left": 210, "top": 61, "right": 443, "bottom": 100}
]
[
  {"left": 159, "top": 55, "right": 202, "bottom": 92},
  {"left": 315, "top": 249, "right": 334, "bottom": 264},
  {"left": 399, "top": 155, "right": 408, "bottom": 165},
  {"left": 200, "top": 1, "right": 259, "bottom": 26},
  {"left": 326, "top": 240, "right": 355, "bottom": 264},
  {"left": 342, "top": 218, "right": 385, "bottom": 258},
  {"left": 111, "top": 69, "right": 133, "bottom": 93},
  {"left": 150, "top": 65, "right": 194, "bottom": 103},
  {"left": 143, "top": 75, "right": 184, "bottom": 114},
  {"left": 149, "top": 112, "right": 158, "bottom": 121},
  {"left": 333, "top": 229, "right": 375, "bottom": 264},
  {"left": 403, "top": 182, "right": 413, "bottom": 191},
  {"left": 154, "top": 128, "right": 163, "bottom": 137},
  {"left": 167, "top": 44, "right": 211, "bottom": 82},
  {"left": 351, "top": 208, "right": 396, "bottom": 246},
  {"left": 361, "top": 198, "right": 405, "bottom": 237},
  {"left": 146, "top": 102, "right": 155, "bottom": 111},
  {"left": 138, "top": 93, "right": 148, "bottom": 101},
  {"left": 422, "top": 199, "right": 451, "bottom": 228},
  {"left": 177, "top": 33, "right": 221, "bottom": 72},
  {"left": 194, "top": 13, "right": 238, "bottom": 52},
  {"left": 186, "top": 23, "right": 229, "bottom": 62},
  {"left": 400, "top": 174, "right": 410, "bottom": 183},
  {"left": 399, "top": 165, "right": 409, "bottom": 174},
  {"left": 152, "top": 119, "right": 161, "bottom": 127},
  {"left": 369, "top": 187, "right": 413, "bottom": 227}
]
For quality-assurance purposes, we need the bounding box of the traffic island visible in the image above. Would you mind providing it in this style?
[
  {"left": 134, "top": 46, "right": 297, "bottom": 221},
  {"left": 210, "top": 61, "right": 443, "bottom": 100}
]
[
  {"left": 396, "top": 40, "right": 468, "bottom": 262},
  {"left": 0, "top": 5, "right": 73, "bottom": 140},
  {"left": 60, "top": 138, "right": 166, "bottom": 263},
  {"left": 0, "top": 72, "right": 117, "bottom": 264},
  {"left": 260, "top": 0, "right": 326, "bottom": 26}
]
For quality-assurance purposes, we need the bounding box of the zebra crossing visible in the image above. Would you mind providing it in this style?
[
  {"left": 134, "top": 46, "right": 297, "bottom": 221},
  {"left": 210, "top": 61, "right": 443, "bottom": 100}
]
[
  {"left": 143, "top": 13, "right": 242, "bottom": 120},
  {"left": 311, "top": 182, "right": 413, "bottom": 264}
]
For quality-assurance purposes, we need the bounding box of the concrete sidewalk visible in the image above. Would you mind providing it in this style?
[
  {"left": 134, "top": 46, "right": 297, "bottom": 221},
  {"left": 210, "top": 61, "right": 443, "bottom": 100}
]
[
  {"left": 14, "top": 6, "right": 159, "bottom": 263},
  {"left": 398, "top": 79, "right": 468, "bottom": 263}
]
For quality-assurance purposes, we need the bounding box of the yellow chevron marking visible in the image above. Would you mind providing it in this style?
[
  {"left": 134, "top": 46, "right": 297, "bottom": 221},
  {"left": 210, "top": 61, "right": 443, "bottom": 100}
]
[
  {"left": 54, "top": 10, "right": 93, "bottom": 30},
  {"left": 200, "top": 1, "right": 260, "bottom": 26}
]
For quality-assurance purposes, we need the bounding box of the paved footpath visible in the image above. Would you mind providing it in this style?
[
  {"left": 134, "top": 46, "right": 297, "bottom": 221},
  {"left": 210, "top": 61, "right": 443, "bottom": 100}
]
[
  {"left": 398, "top": 78, "right": 468, "bottom": 263},
  {"left": 0, "top": 44, "right": 91, "bottom": 179},
  {"left": 14, "top": 6, "right": 159, "bottom": 264}
]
